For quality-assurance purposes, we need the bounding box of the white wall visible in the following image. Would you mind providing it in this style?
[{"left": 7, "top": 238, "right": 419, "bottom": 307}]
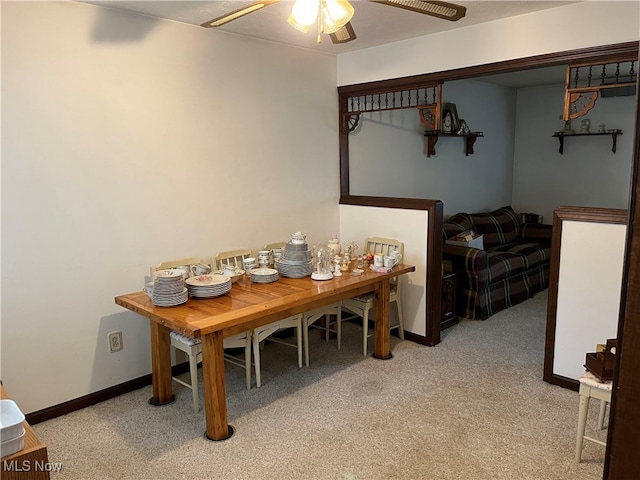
[
  {"left": 348, "top": 79, "right": 517, "bottom": 216},
  {"left": 512, "top": 85, "right": 636, "bottom": 222},
  {"left": 337, "top": 2, "right": 640, "bottom": 86},
  {"left": 553, "top": 221, "right": 626, "bottom": 381},
  {"left": 339, "top": 205, "right": 428, "bottom": 336},
  {"left": 1, "top": 2, "right": 340, "bottom": 412}
]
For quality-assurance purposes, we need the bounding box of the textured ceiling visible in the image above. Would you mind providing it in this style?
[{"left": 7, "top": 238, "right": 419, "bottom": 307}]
[{"left": 82, "top": 1, "right": 576, "bottom": 55}]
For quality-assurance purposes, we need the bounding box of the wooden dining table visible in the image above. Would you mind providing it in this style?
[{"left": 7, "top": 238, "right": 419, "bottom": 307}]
[{"left": 115, "top": 263, "right": 415, "bottom": 441}]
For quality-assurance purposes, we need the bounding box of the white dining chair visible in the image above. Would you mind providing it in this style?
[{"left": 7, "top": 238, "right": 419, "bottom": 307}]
[
  {"left": 302, "top": 303, "right": 342, "bottom": 367},
  {"left": 263, "top": 241, "right": 286, "bottom": 251},
  {"left": 151, "top": 258, "right": 252, "bottom": 413},
  {"left": 341, "top": 237, "right": 405, "bottom": 356},
  {"left": 262, "top": 242, "right": 342, "bottom": 367},
  {"left": 213, "top": 248, "right": 304, "bottom": 388},
  {"left": 252, "top": 313, "right": 303, "bottom": 387},
  {"left": 213, "top": 249, "right": 253, "bottom": 271}
]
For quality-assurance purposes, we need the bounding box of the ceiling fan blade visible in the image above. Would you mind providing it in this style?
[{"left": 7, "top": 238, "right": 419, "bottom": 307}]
[
  {"left": 372, "top": 0, "right": 466, "bottom": 21},
  {"left": 329, "top": 22, "right": 357, "bottom": 44},
  {"left": 201, "top": 1, "right": 279, "bottom": 28}
]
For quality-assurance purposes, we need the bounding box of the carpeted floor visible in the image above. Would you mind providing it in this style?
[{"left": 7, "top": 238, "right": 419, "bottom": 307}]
[{"left": 33, "top": 291, "right": 608, "bottom": 479}]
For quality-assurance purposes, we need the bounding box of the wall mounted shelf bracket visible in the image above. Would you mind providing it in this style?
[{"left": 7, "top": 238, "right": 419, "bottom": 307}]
[{"left": 423, "top": 131, "right": 484, "bottom": 157}]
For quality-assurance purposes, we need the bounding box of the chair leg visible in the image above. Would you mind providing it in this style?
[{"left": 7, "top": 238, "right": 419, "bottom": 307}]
[
  {"left": 395, "top": 299, "right": 404, "bottom": 340},
  {"left": 324, "top": 315, "right": 330, "bottom": 343},
  {"left": 303, "top": 319, "right": 310, "bottom": 367},
  {"left": 189, "top": 348, "right": 199, "bottom": 413},
  {"left": 598, "top": 400, "right": 608, "bottom": 430},
  {"left": 296, "top": 320, "right": 303, "bottom": 369},
  {"left": 251, "top": 333, "right": 260, "bottom": 388},
  {"left": 362, "top": 309, "right": 370, "bottom": 356},
  {"left": 576, "top": 393, "right": 590, "bottom": 462},
  {"left": 336, "top": 308, "right": 342, "bottom": 351}
]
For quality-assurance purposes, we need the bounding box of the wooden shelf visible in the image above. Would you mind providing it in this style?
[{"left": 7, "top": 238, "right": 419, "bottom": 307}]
[
  {"left": 552, "top": 130, "right": 622, "bottom": 154},
  {"left": 424, "top": 131, "right": 484, "bottom": 157}
]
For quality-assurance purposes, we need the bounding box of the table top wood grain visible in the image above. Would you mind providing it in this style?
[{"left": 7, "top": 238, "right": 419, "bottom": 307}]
[{"left": 115, "top": 264, "right": 415, "bottom": 338}]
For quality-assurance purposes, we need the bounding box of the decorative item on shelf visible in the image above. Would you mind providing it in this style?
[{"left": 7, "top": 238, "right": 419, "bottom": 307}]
[
  {"left": 311, "top": 243, "right": 334, "bottom": 280},
  {"left": 598, "top": 123, "right": 606, "bottom": 133},
  {"left": 580, "top": 118, "right": 591, "bottom": 133},
  {"left": 328, "top": 234, "right": 342, "bottom": 256},
  {"left": 563, "top": 119, "right": 575, "bottom": 135},
  {"left": 456, "top": 119, "right": 470, "bottom": 135},
  {"left": 441, "top": 102, "right": 459, "bottom": 133}
]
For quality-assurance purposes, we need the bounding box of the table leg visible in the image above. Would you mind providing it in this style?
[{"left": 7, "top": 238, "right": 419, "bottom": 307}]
[
  {"left": 373, "top": 279, "right": 392, "bottom": 360},
  {"left": 201, "top": 331, "right": 234, "bottom": 441},
  {"left": 148, "top": 321, "right": 175, "bottom": 406}
]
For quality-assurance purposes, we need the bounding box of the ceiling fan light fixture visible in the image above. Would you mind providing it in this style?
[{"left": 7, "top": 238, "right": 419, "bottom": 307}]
[
  {"left": 321, "top": 0, "right": 355, "bottom": 33},
  {"left": 373, "top": 0, "right": 466, "bottom": 21},
  {"left": 329, "top": 22, "right": 357, "bottom": 43},
  {"left": 201, "top": 1, "right": 276, "bottom": 28},
  {"left": 288, "top": 0, "right": 321, "bottom": 31},
  {"left": 288, "top": 0, "right": 354, "bottom": 35}
]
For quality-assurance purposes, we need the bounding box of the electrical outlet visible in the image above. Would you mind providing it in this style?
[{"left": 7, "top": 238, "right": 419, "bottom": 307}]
[{"left": 108, "top": 331, "right": 123, "bottom": 352}]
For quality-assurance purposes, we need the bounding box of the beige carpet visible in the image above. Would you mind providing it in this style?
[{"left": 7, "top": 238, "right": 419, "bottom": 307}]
[{"left": 34, "top": 291, "right": 608, "bottom": 479}]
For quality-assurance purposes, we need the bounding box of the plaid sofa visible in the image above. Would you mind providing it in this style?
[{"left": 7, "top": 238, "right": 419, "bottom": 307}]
[{"left": 442, "top": 205, "right": 552, "bottom": 320}]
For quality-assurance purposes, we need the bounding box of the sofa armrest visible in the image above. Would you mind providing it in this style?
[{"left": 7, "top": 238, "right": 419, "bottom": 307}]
[
  {"left": 520, "top": 223, "right": 553, "bottom": 246},
  {"left": 442, "top": 244, "right": 489, "bottom": 287}
]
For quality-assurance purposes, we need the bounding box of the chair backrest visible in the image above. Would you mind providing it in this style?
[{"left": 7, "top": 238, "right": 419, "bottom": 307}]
[
  {"left": 213, "top": 249, "right": 253, "bottom": 271},
  {"left": 263, "top": 241, "right": 286, "bottom": 251},
  {"left": 150, "top": 257, "right": 205, "bottom": 278},
  {"left": 364, "top": 237, "right": 404, "bottom": 293}
]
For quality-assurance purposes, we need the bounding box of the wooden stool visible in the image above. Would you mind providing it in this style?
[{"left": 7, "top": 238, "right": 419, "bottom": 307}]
[{"left": 576, "top": 371, "right": 612, "bottom": 462}]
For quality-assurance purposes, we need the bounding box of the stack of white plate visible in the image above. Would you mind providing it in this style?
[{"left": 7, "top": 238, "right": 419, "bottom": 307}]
[
  {"left": 152, "top": 269, "right": 188, "bottom": 306},
  {"left": 249, "top": 267, "right": 279, "bottom": 283},
  {"left": 275, "top": 241, "right": 313, "bottom": 278},
  {"left": 186, "top": 273, "right": 232, "bottom": 298}
]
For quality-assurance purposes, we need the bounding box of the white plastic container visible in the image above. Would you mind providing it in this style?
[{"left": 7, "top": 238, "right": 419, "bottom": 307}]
[
  {"left": 1, "top": 399, "right": 26, "bottom": 444},
  {"left": 1, "top": 430, "right": 25, "bottom": 458}
]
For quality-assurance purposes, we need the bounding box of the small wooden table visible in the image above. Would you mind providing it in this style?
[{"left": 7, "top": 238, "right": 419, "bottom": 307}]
[
  {"left": 1, "top": 386, "right": 51, "bottom": 480},
  {"left": 115, "top": 264, "right": 415, "bottom": 441}
]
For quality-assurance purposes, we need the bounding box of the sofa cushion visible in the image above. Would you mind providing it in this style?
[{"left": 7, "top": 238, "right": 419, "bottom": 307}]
[
  {"left": 490, "top": 242, "right": 551, "bottom": 269},
  {"left": 469, "top": 206, "right": 520, "bottom": 248},
  {"left": 442, "top": 213, "right": 473, "bottom": 240},
  {"left": 486, "top": 251, "right": 527, "bottom": 283}
]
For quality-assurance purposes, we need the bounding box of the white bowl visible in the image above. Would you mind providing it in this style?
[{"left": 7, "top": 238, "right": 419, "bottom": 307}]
[
  {"left": 0, "top": 400, "right": 25, "bottom": 443},
  {"left": 0, "top": 430, "right": 25, "bottom": 458}
]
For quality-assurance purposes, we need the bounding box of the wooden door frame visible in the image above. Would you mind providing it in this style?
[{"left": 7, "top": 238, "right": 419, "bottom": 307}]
[{"left": 604, "top": 51, "right": 640, "bottom": 479}]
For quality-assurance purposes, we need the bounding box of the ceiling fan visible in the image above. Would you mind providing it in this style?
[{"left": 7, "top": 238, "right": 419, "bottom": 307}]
[{"left": 200, "top": 0, "right": 466, "bottom": 45}]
